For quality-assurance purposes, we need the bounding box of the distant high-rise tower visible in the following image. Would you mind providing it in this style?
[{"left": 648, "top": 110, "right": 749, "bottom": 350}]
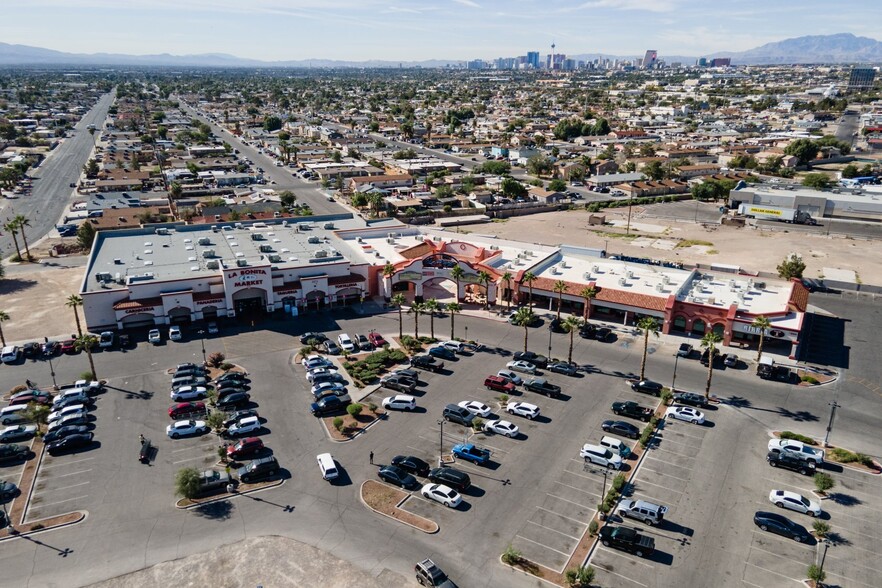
[
  {"left": 642, "top": 50, "right": 657, "bottom": 69},
  {"left": 848, "top": 67, "right": 876, "bottom": 92},
  {"left": 527, "top": 51, "right": 540, "bottom": 69},
  {"left": 549, "top": 42, "right": 556, "bottom": 70}
]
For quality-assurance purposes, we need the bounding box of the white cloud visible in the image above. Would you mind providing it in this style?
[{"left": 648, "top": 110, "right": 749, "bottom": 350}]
[
  {"left": 562, "top": 0, "right": 680, "bottom": 13},
  {"left": 453, "top": 0, "right": 481, "bottom": 7}
]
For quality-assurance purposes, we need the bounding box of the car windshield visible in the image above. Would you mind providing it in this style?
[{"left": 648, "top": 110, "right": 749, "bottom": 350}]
[{"left": 799, "top": 496, "right": 810, "bottom": 506}]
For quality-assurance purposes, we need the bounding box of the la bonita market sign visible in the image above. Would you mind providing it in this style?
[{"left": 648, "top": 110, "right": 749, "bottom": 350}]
[{"left": 225, "top": 268, "right": 269, "bottom": 289}]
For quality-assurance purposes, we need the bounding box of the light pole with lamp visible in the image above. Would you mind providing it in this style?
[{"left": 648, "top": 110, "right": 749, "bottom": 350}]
[
  {"left": 671, "top": 352, "right": 680, "bottom": 393},
  {"left": 547, "top": 323, "right": 553, "bottom": 360},
  {"left": 2, "top": 498, "right": 13, "bottom": 533},
  {"left": 464, "top": 325, "right": 468, "bottom": 343},
  {"left": 823, "top": 400, "right": 841, "bottom": 447},
  {"left": 585, "top": 461, "right": 610, "bottom": 519},
  {"left": 197, "top": 330, "right": 206, "bottom": 366},
  {"left": 436, "top": 419, "right": 445, "bottom": 467},
  {"left": 47, "top": 355, "right": 58, "bottom": 389}
]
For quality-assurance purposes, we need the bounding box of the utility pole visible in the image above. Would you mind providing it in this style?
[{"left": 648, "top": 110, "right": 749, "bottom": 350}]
[
  {"left": 823, "top": 401, "right": 840, "bottom": 447},
  {"left": 671, "top": 352, "right": 680, "bottom": 392}
]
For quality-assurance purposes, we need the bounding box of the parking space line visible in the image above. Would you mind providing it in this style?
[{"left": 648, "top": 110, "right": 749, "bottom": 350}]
[
  {"left": 661, "top": 426, "right": 706, "bottom": 440},
  {"left": 560, "top": 468, "right": 602, "bottom": 482},
  {"left": 476, "top": 441, "right": 510, "bottom": 454},
  {"left": 44, "top": 468, "right": 92, "bottom": 479},
  {"left": 647, "top": 445, "right": 695, "bottom": 458},
  {"left": 823, "top": 552, "right": 882, "bottom": 576},
  {"left": 591, "top": 563, "right": 648, "bottom": 587},
  {"left": 526, "top": 519, "right": 581, "bottom": 540},
  {"left": 535, "top": 505, "right": 589, "bottom": 526},
  {"left": 514, "top": 534, "right": 570, "bottom": 556},
  {"left": 740, "top": 579, "right": 764, "bottom": 588},
  {"left": 823, "top": 568, "right": 880, "bottom": 588},
  {"left": 631, "top": 478, "right": 683, "bottom": 494},
  {"left": 39, "top": 457, "right": 94, "bottom": 469},
  {"left": 749, "top": 532, "right": 814, "bottom": 553},
  {"left": 644, "top": 455, "right": 694, "bottom": 472},
  {"left": 595, "top": 546, "right": 654, "bottom": 569},
  {"left": 651, "top": 435, "right": 697, "bottom": 449},
  {"left": 637, "top": 465, "right": 690, "bottom": 483},
  {"left": 554, "top": 481, "right": 601, "bottom": 498},
  {"left": 172, "top": 455, "right": 215, "bottom": 465},
  {"left": 743, "top": 562, "right": 805, "bottom": 585},
  {"left": 35, "top": 480, "right": 90, "bottom": 493},
  {"left": 36, "top": 495, "right": 89, "bottom": 508},
  {"left": 548, "top": 493, "right": 594, "bottom": 509}
]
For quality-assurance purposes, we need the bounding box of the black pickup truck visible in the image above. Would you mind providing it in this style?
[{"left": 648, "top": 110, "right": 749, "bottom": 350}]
[
  {"left": 598, "top": 525, "right": 655, "bottom": 557},
  {"left": 524, "top": 377, "right": 561, "bottom": 398},
  {"left": 611, "top": 401, "right": 653, "bottom": 422}
]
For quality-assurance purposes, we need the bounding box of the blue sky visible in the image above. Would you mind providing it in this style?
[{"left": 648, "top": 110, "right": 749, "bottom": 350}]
[{"left": 1, "top": 0, "right": 880, "bottom": 61}]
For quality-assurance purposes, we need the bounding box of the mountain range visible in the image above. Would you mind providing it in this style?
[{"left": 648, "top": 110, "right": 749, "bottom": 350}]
[{"left": 1, "top": 34, "right": 881, "bottom": 68}]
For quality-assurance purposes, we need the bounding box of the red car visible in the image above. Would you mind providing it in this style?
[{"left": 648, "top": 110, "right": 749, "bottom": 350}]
[
  {"left": 226, "top": 437, "right": 264, "bottom": 460},
  {"left": 484, "top": 376, "right": 515, "bottom": 394},
  {"left": 9, "top": 393, "right": 53, "bottom": 406},
  {"left": 60, "top": 339, "right": 78, "bottom": 354},
  {"left": 368, "top": 332, "right": 388, "bottom": 347},
  {"left": 168, "top": 402, "right": 206, "bottom": 419}
]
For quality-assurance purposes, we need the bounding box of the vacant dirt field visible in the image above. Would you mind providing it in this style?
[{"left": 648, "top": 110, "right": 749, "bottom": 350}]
[{"left": 0, "top": 263, "right": 82, "bottom": 342}]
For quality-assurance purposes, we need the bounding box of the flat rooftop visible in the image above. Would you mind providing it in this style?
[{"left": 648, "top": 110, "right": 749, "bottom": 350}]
[{"left": 84, "top": 215, "right": 365, "bottom": 292}]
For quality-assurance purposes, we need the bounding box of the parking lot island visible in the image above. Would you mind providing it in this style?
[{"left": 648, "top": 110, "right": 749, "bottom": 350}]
[{"left": 360, "top": 480, "right": 438, "bottom": 533}]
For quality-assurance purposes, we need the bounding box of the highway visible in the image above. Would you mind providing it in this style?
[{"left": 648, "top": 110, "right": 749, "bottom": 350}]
[{"left": 0, "top": 90, "right": 115, "bottom": 259}]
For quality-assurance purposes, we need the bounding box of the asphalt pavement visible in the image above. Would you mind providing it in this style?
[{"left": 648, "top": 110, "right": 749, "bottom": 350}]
[{"left": 1, "top": 91, "right": 115, "bottom": 259}]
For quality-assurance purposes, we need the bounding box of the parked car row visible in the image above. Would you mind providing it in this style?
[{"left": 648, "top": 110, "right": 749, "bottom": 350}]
[
  {"left": 167, "top": 363, "right": 253, "bottom": 438},
  {"left": 299, "top": 330, "right": 387, "bottom": 355},
  {"left": 300, "top": 354, "right": 354, "bottom": 417}
]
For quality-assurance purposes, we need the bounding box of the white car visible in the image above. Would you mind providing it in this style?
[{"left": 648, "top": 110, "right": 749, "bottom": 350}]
[
  {"left": 0, "top": 346, "right": 21, "bottom": 363},
  {"left": 496, "top": 369, "right": 523, "bottom": 385},
  {"left": 48, "top": 404, "right": 87, "bottom": 423},
  {"left": 580, "top": 443, "right": 623, "bottom": 470},
  {"left": 227, "top": 416, "right": 261, "bottom": 436},
  {"left": 171, "top": 385, "right": 207, "bottom": 401},
  {"left": 166, "top": 419, "right": 208, "bottom": 439},
  {"left": 769, "top": 489, "right": 822, "bottom": 517},
  {"left": 311, "top": 381, "right": 346, "bottom": 396},
  {"left": 301, "top": 355, "right": 332, "bottom": 369},
  {"left": 665, "top": 406, "right": 705, "bottom": 425},
  {"left": 506, "top": 360, "right": 537, "bottom": 374},
  {"left": 457, "top": 400, "right": 492, "bottom": 418},
  {"left": 306, "top": 367, "right": 338, "bottom": 382},
  {"left": 148, "top": 329, "right": 161, "bottom": 344},
  {"left": 382, "top": 394, "right": 416, "bottom": 411},
  {"left": 421, "top": 483, "right": 462, "bottom": 508},
  {"left": 52, "top": 391, "right": 89, "bottom": 407},
  {"left": 169, "top": 326, "right": 182, "bottom": 341},
  {"left": 207, "top": 322, "right": 219, "bottom": 335},
  {"left": 337, "top": 334, "right": 356, "bottom": 353},
  {"left": 98, "top": 331, "right": 114, "bottom": 348},
  {"left": 506, "top": 401, "right": 540, "bottom": 420},
  {"left": 767, "top": 439, "right": 825, "bottom": 464},
  {"left": 483, "top": 419, "right": 519, "bottom": 437}
]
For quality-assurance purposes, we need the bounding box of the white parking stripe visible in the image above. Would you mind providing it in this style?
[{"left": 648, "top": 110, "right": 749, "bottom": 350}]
[
  {"left": 740, "top": 579, "right": 764, "bottom": 588},
  {"left": 172, "top": 455, "right": 215, "bottom": 465},
  {"left": 591, "top": 563, "right": 649, "bottom": 587},
  {"left": 749, "top": 532, "right": 814, "bottom": 552},
  {"left": 526, "top": 519, "right": 581, "bottom": 540},
  {"left": 822, "top": 551, "right": 882, "bottom": 576},
  {"left": 534, "top": 505, "right": 589, "bottom": 526},
  {"left": 514, "top": 534, "right": 571, "bottom": 557},
  {"left": 35, "top": 495, "right": 89, "bottom": 508},
  {"left": 548, "top": 493, "right": 595, "bottom": 509},
  {"left": 39, "top": 457, "right": 94, "bottom": 469},
  {"left": 637, "top": 465, "right": 690, "bottom": 483},
  {"left": 631, "top": 478, "right": 683, "bottom": 495},
  {"left": 44, "top": 468, "right": 92, "bottom": 479},
  {"left": 644, "top": 455, "right": 694, "bottom": 471},
  {"left": 595, "top": 546, "right": 654, "bottom": 569},
  {"left": 35, "top": 480, "right": 90, "bottom": 493},
  {"left": 662, "top": 426, "right": 706, "bottom": 440},
  {"left": 743, "top": 562, "right": 803, "bottom": 585},
  {"left": 561, "top": 468, "right": 602, "bottom": 482},
  {"left": 822, "top": 568, "right": 880, "bottom": 588},
  {"left": 554, "top": 480, "right": 601, "bottom": 498}
]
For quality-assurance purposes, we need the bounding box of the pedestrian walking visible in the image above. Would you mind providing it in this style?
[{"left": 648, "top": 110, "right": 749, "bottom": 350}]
[{"left": 369, "top": 451, "right": 374, "bottom": 465}]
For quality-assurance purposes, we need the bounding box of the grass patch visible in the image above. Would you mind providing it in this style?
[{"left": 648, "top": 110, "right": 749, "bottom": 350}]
[
  {"left": 706, "top": 249, "right": 719, "bottom": 255},
  {"left": 675, "top": 239, "right": 714, "bottom": 248},
  {"left": 589, "top": 230, "right": 639, "bottom": 240},
  {"left": 829, "top": 447, "right": 875, "bottom": 467},
  {"left": 780, "top": 431, "right": 818, "bottom": 445}
]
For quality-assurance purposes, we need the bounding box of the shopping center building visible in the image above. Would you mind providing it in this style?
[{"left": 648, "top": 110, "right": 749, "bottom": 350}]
[{"left": 81, "top": 215, "right": 808, "bottom": 357}]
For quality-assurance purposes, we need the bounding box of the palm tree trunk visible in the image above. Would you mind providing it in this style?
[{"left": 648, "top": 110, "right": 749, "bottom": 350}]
[
  {"left": 414, "top": 312, "right": 419, "bottom": 339},
  {"left": 0, "top": 324, "right": 5, "bottom": 346},
  {"left": 429, "top": 313, "right": 435, "bottom": 340},
  {"left": 20, "top": 229, "right": 31, "bottom": 261},
  {"left": 640, "top": 331, "right": 649, "bottom": 380},
  {"left": 86, "top": 348, "right": 97, "bottom": 379},
  {"left": 398, "top": 308, "right": 403, "bottom": 340},
  {"left": 568, "top": 331, "right": 575, "bottom": 364},
  {"left": 557, "top": 293, "right": 563, "bottom": 322},
  {"left": 528, "top": 285, "right": 533, "bottom": 309},
  {"left": 455, "top": 279, "right": 460, "bottom": 302},
  {"left": 9, "top": 232, "right": 21, "bottom": 261},
  {"left": 705, "top": 361, "right": 714, "bottom": 399},
  {"left": 756, "top": 333, "right": 765, "bottom": 362},
  {"left": 73, "top": 307, "right": 82, "bottom": 336},
  {"left": 523, "top": 325, "right": 529, "bottom": 353},
  {"left": 506, "top": 281, "right": 512, "bottom": 310},
  {"left": 583, "top": 298, "right": 590, "bottom": 319},
  {"left": 450, "top": 314, "right": 455, "bottom": 340}
]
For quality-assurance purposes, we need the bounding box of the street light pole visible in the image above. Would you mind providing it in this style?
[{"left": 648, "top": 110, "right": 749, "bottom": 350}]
[
  {"left": 823, "top": 401, "right": 840, "bottom": 447},
  {"left": 2, "top": 499, "right": 12, "bottom": 533},
  {"left": 671, "top": 353, "right": 680, "bottom": 393},
  {"left": 464, "top": 325, "right": 468, "bottom": 343},
  {"left": 818, "top": 538, "right": 830, "bottom": 579},
  {"left": 198, "top": 330, "right": 206, "bottom": 366},
  {"left": 47, "top": 355, "right": 57, "bottom": 388},
  {"left": 436, "top": 419, "right": 444, "bottom": 468},
  {"left": 547, "top": 324, "right": 553, "bottom": 359}
]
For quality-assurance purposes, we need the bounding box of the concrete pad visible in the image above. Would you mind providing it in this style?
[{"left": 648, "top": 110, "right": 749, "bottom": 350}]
[
  {"left": 85, "top": 535, "right": 409, "bottom": 588},
  {"left": 650, "top": 239, "right": 678, "bottom": 251},
  {"left": 823, "top": 267, "right": 857, "bottom": 282},
  {"left": 607, "top": 220, "right": 668, "bottom": 234}
]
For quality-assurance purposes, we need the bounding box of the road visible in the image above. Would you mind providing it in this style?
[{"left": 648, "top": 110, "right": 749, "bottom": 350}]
[
  {"left": 835, "top": 110, "right": 860, "bottom": 145},
  {"left": 1, "top": 91, "right": 115, "bottom": 259}
]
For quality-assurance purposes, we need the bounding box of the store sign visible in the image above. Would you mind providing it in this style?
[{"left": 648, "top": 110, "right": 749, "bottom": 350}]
[
  {"left": 196, "top": 298, "right": 223, "bottom": 306},
  {"left": 125, "top": 307, "right": 154, "bottom": 315},
  {"left": 398, "top": 271, "right": 422, "bottom": 281},
  {"left": 460, "top": 273, "right": 482, "bottom": 284},
  {"left": 225, "top": 267, "right": 269, "bottom": 290},
  {"left": 769, "top": 329, "right": 785, "bottom": 338},
  {"left": 335, "top": 283, "right": 359, "bottom": 290}
]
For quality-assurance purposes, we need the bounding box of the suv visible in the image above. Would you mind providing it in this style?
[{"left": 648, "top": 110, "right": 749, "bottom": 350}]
[
  {"left": 513, "top": 351, "right": 548, "bottom": 368},
  {"left": 427, "top": 467, "right": 471, "bottom": 492},
  {"left": 237, "top": 456, "right": 279, "bottom": 483},
  {"left": 411, "top": 355, "right": 444, "bottom": 372},
  {"left": 617, "top": 499, "right": 668, "bottom": 526},
  {"left": 442, "top": 404, "right": 475, "bottom": 426},
  {"left": 484, "top": 376, "right": 515, "bottom": 394},
  {"left": 414, "top": 559, "right": 458, "bottom": 588},
  {"left": 767, "top": 450, "right": 816, "bottom": 475}
]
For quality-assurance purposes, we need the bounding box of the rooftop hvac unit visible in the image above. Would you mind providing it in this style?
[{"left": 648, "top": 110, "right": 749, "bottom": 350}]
[
  {"left": 707, "top": 297, "right": 716, "bottom": 305},
  {"left": 728, "top": 280, "right": 736, "bottom": 288},
  {"left": 525, "top": 251, "right": 533, "bottom": 256},
  {"left": 592, "top": 265, "right": 599, "bottom": 273},
  {"left": 235, "top": 223, "right": 243, "bottom": 229},
  {"left": 656, "top": 283, "right": 664, "bottom": 292},
  {"left": 282, "top": 221, "right": 288, "bottom": 227},
  {"left": 626, "top": 270, "right": 633, "bottom": 279},
  {"left": 662, "top": 275, "right": 670, "bottom": 285},
  {"left": 113, "top": 258, "right": 122, "bottom": 264},
  {"left": 375, "top": 251, "right": 382, "bottom": 257},
  {"left": 308, "top": 236, "right": 321, "bottom": 244},
  {"left": 206, "top": 260, "right": 219, "bottom": 270},
  {"left": 211, "top": 225, "right": 219, "bottom": 232},
  {"left": 268, "top": 254, "right": 282, "bottom": 263},
  {"left": 236, "top": 259, "right": 248, "bottom": 267},
  {"left": 433, "top": 236, "right": 442, "bottom": 242},
  {"left": 755, "top": 281, "right": 765, "bottom": 289},
  {"left": 198, "top": 237, "right": 211, "bottom": 246},
  {"left": 357, "top": 237, "right": 363, "bottom": 243},
  {"left": 489, "top": 245, "right": 499, "bottom": 250},
  {"left": 618, "top": 277, "right": 626, "bottom": 286},
  {"left": 202, "top": 249, "right": 215, "bottom": 258},
  {"left": 314, "top": 250, "right": 328, "bottom": 258},
  {"left": 386, "top": 238, "right": 394, "bottom": 244},
  {"left": 583, "top": 272, "right": 592, "bottom": 280},
  {"left": 323, "top": 222, "right": 335, "bottom": 229},
  {"left": 551, "top": 267, "right": 559, "bottom": 275},
  {"left": 155, "top": 228, "right": 169, "bottom": 235}
]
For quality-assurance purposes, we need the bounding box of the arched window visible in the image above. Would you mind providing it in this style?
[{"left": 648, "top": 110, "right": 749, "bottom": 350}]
[
  {"left": 712, "top": 323, "right": 725, "bottom": 337},
  {"left": 692, "top": 318, "right": 706, "bottom": 334},
  {"left": 672, "top": 316, "right": 687, "bottom": 332}
]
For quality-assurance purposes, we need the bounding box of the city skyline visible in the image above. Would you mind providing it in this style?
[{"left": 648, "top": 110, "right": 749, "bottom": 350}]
[{"left": 0, "top": 0, "right": 880, "bottom": 62}]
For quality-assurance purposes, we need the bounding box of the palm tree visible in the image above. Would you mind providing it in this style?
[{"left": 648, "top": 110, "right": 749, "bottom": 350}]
[
  {"left": 523, "top": 271, "right": 537, "bottom": 309},
  {"left": 409, "top": 301, "right": 425, "bottom": 339},
  {"left": 12, "top": 215, "right": 32, "bottom": 261},
  {"left": 75, "top": 333, "right": 99, "bottom": 380},
  {"left": 66, "top": 294, "right": 84, "bottom": 336},
  {"left": 450, "top": 265, "right": 465, "bottom": 302},
  {"left": 477, "top": 270, "right": 492, "bottom": 310},
  {"left": 700, "top": 331, "right": 722, "bottom": 399},
  {"left": 3, "top": 220, "right": 21, "bottom": 261},
  {"left": 752, "top": 315, "right": 771, "bottom": 361},
  {"left": 423, "top": 298, "right": 440, "bottom": 340},
  {"left": 553, "top": 280, "right": 568, "bottom": 322},
  {"left": 446, "top": 302, "right": 462, "bottom": 340},
  {"left": 382, "top": 262, "right": 396, "bottom": 298},
  {"left": 501, "top": 272, "right": 514, "bottom": 310},
  {"left": 391, "top": 293, "right": 406, "bottom": 340},
  {"left": 637, "top": 317, "right": 660, "bottom": 380},
  {"left": 562, "top": 316, "right": 584, "bottom": 364},
  {"left": 579, "top": 285, "right": 598, "bottom": 319},
  {"left": 0, "top": 310, "right": 8, "bottom": 346},
  {"left": 512, "top": 307, "right": 536, "bottom": 353}
]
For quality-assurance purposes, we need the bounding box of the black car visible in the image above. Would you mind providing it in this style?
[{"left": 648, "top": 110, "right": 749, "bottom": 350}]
[
  {"left": 299, "top": 332, "right": 328, "bottom": 344},
  {"left": 46, "top": 432, "right": 94, "bottom": 454},
  {"left": 700, "top": 347, "right": 721, "bottom": 366},
  {"left": 22, "top": 342, "right": 41, "bottom": 358},
  {"left": 0, "top": 443, "right": 30, "bottom": 464},
  {"left": 310, "top": 395, "right": 350, "bottom": 416},
  {"left": 754, "top": 511, "right": 812, "bottom": 542},
  {"left": 513, "top": 351, "right": 548, "bottom": 369},
  {"left": 579, "top": 324, "right": 597, "bottom": 339},
  {"left": 216, "top": 392, "right": 250, "bottom": 410},
  {"left": 548, "top": 318, "right": 566, "bottom": 333},
  {"left": 174, "top": 367, "right": 207, "bottom": 379},
  {"left": 427, "top": 346, "right": 457, "bottom": 361},
  {"left": 215, "top": 372, "right": 248, "bottom": 385},
  {"left": 237, "top": 456, "right": 279, "bottom": 483},
  {"left": 217, "top": 385, "right": 247, "bottom": 398},
  {"left": 427, "top": 466, "right": 471, "bottom": 492},
  {"left": 594, "top": 327, "right": 612, "bottom": 341},
  {"left": 767, "top": 451, "right": 816, "bottom": 475},
  {"left": 42, "top": 341, "right": 61, "bottom": 356},
  {"left": 601, "top": 420, "right": 640, "bottom": 440},
  {"left": 391, "top": 455, "right": 431, "bottom": 477},
  {"left": 0, "top": 480, "right": 19, "bottom": 502},
  {"left": 672, "top": 392, "right": 708, "bottom": 408},
  {"left": 630, "top": 379, "right": 663, "bottom": 396},
  {"left": 411, "top": 355, "right": 444, "bottom": 372},
  {"left": 378, "top": 465, "right": 418, "bottom": 488}
]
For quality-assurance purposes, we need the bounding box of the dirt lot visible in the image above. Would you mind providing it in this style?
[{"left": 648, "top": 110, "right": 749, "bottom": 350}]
[
  {"left": 470, "top": 202, "right": 882, "bottom": 285},
  {"left": 0, "top": 263, "right": 82, "bottom": 342}
]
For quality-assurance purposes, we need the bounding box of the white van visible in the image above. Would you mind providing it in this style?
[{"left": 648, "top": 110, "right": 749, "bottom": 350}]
[
  {"left": 317, "top": 453, "right": 338, "bottom": 480},
  {"left": 0, "top": 404, "right": 30, "bottom": 425},
  {"left": 0, "top": 346, "right": 21, "bottom": 363},
  {"left": 440, "top": 340, "right": 464, "bottom": 354},
  {"left": 600, "top": 435, "right": 632, "bottom": 459}
]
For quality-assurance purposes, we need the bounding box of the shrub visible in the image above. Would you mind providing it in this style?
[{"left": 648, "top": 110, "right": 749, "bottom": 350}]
[
  {"left": 80, "top": 371, "right": 96, "bottom": 381},
  {"left": 660, "top": 388, "right": 673, "bottom": 406},
  {"left": 368, "top": 402, "right": 378, "bottom": 413},
  {"left": 501, "top": 543, "right": 522, "bottom": 565},
  {"left": 565, "top": 566, "right": 596, "bottom": 588},
  {"left": 217, "top": 445, "right": 228, "bottom": 462},
  {"left": 780, "top": 431, "right": 817, "bottom": 445},
  {"left": 9, "top": 384, "right": 27, "bottom": 394},
  {"left": 347, "top": 403, "right": 364, "bottom": 418},
  {"left": 829, "top": 447, "right": 875, "bottom": 467},
  {"left": 498, "top": 393, "right": 509, "bottom": 404},
  {"left": 807, "top": 564, "right": 826, "bottom": 584},
  {"left": 814, "top": 472, "right": 835, "bottom": 493},
  {"left": 207, "top": 352, "right": 226, "bottom": 368},
  {"left": 812, "top": 520, "right": 830, "bottom": 538},
  {"left": 30, "top": 523, "right": 45, "bottom": 531},
  {"left": 472, "top": 417, "right": 485, "bottom": 431},
  {"left": 800, "top": 375, "right": 820, "bottom": 384},
  {"left": 220, "top": 362, "right": 234, "bottom": 371},
  {"left": 598, "top": 501, "right": 611, "bottom": 514},
  {"left": 205, "top": 410, "right": 227, "bottom": 433},
  {"left": 612, "top": 473, "right": 626, "bottom": 493},
  {"left": 333, "top": 417, "right": 344, "bottom": 431},
  {"left": 588, "top": 519, "right": 599, "bottom": 536},
  {"left": 175, "top": 467, "right": 202, "bottom": 499}
]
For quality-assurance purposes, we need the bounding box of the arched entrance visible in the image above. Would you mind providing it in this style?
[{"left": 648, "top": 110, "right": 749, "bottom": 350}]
[
  {"left": 671, "top": 315, "right": 687, "bottom": 333},
  {"left": 691, "top": 318, "right": 706, "bottom": 335},
  {"left": 233, "top": 287, "right": 267, "bottom": 315},
  {"left": 168, "top": 306, "right": 192, "bottom": 324},
  {"left": 201, "top": 306, "right": 219, "bottom": 320},
  {"left": 335, "top": 287, "right": 361, "bottom": 306},
  {"left": 422, "top": 277, "right": 458, "bottom": 303},
  {"left": 711, "top": 323, "right": 724, "bottom": 338},
  {"left": 121, "top": 313, "right": 155, "bottom": 329},
  {"left": 305, "top": 289, "right": 326, "bottom": 310}
]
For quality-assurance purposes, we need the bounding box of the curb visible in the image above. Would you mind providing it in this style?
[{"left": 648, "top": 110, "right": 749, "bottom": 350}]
[
  {"left": 0, "top": 511, "right": 88, "bottom": 543},
  {"left": 174, "top": 479, "right": 285, "bottom": 509},
  {"left": 497, "top": 555, "right": 561, "bottom": 587},
  {"left": 358, "top": 480, "right": 438, "bottom": 534},
  {"left": 323, "top": 412, "right": 386, "bottom": 443}
]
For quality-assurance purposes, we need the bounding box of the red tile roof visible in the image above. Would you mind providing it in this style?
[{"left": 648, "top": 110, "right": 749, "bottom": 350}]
[{"left": 112, "top": 297, "right": 162, "bottom": 311}]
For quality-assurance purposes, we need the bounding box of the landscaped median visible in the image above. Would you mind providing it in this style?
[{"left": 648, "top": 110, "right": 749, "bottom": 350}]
[
  {"left": 771, "top": 430, "right": 881, "bottom": 474},
  {"left": 175, "top": 478, "right": 285, "bottom": 509},
  {"left": 321, "top": 403, "right": 385, "bottom": 441},
  {"left": 359, "top": 480, "right": 438, "bottom": 533}
]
